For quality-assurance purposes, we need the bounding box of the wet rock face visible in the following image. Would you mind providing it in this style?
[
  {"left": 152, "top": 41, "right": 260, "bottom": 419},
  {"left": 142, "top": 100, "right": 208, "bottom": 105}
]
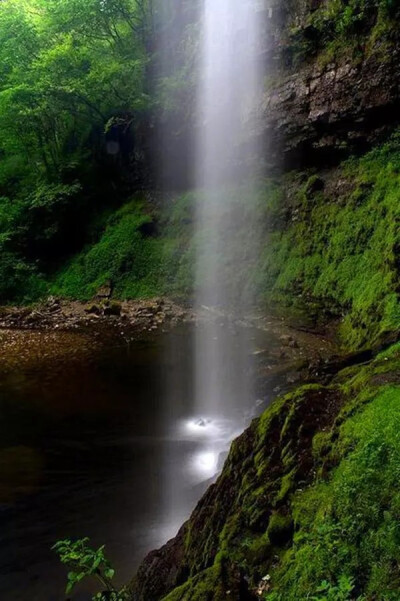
[
  {"left": 131, "top": 528, "right": 189, "bottom": 601},
  {"left": 129, "top": 385, "right": 343, "bottom": 601},
  {"left": 263, "top": 48, "right": 400, "bottom": 168},
  {"left": 155, "top": 2, "right": 400, "bottom": 187},
  {"left": 250, "top": 0, "right": 400, "bottom": 169}
]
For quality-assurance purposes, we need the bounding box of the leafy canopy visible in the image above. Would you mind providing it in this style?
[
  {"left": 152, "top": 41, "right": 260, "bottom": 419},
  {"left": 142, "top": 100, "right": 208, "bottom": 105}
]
[{"left": 0, "top": 0, "right": 152, "bottom": 302}]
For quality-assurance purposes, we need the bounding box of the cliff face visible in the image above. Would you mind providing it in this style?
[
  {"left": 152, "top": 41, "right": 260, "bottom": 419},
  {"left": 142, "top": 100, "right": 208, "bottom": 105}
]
[
  {"left": 160, "top": 1, "right": 400, "bottom": 184},
  {"left": 129, "top": 3, "right": 400, "bottom": 600},
  {"left": 129, "top": 383, "right": 343, "bottom": 601},
  {"left": 260, "top": 1, "right": 400, "bottom": 168},
  {"left": 129, "top": 344, "right": 400, "bottom": 601},
  {"left": 263, "top": 46, "right": 400, "bottom": 168}
]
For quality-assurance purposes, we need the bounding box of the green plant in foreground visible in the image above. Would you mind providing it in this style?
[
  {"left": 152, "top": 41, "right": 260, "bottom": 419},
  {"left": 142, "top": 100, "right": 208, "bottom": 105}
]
[
  {"left": 266, "top": 574, "right": 362, "bottom": 600},
  {"left": 53, "top": 538, "right": 128, "bottom": 601},
  {"left": 310, "top": 576, "right": 357, "bottom": 601}
]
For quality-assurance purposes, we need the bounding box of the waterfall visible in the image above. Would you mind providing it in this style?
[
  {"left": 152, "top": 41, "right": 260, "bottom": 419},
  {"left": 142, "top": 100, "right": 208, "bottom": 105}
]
[
  {"left": 194, "top": 0, "right": 263, "bottom": 424},
  {"left": 161, "top": 0, "right": 265, "bottom": 537}
]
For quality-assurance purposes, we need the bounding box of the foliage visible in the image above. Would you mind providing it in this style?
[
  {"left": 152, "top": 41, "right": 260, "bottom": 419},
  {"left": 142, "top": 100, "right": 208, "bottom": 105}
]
[
  {"left": 311, "top": 576, "right": 357, "bottom": 601},
  {"left": 286, "top": 0, "right": 400, "bottom": 65},
  {"left": 268, "top": 575, "right": 358, "bottom": 601},
  {"left": 0, "top": 251, "right": 47, "bottom": 303},
  {"left": 52, "top": 200, "right": 163, "bottom": 299},
  {"left": 266, "top": 383, "right": 400, "bottom": 600},
  {"left": 259, "top": 343, "right": 400, "bottom": 600},
  {"left": 0, "top": 0, "right": 152, "bottom": 302},
  {"left": 53, "top": 537, "right": 128, "bottom": 601}
]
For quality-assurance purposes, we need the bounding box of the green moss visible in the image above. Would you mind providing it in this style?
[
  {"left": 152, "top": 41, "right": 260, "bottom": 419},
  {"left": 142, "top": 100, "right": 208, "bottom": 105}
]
[
  {"left": 312, "top": 431, "right": 332, "bottom": 461},
  {"left": 376, "top": 341, "right": 400, "bottom": 360},
  {"left": 0, "top": 252, "right": 48, "bottom": 304},
  {"left": 276, "top": 470, "right": 296, "bottom": 504},
  {"left": 152, "top": 341, "right": 400, "bottom": 601},
  {"left": 262, "top": 342, "right": 400, "bottom": 600},
  {"left": 242, "top": 533, "right": 272, "bottom": 565},
  {"left": 267, "top": 386, "right": 400, "bottom": 600},
  {"left": 51, "top": 200, "right": 162, "bottom": 300},
  {"left": 257, "top": 396, "right": 286, "bottom": 441},
  {"left": 161, "top": 565, "right": 222, "bottom": 601},
  {"left": 259, "top": 134, "right": 400, "bottom": 349},
  {"left": 286, "top": 0, "right": 400, "bottom": 66},
  {"left": 267, "top": 512, "right": 294, "bottom": 547}
]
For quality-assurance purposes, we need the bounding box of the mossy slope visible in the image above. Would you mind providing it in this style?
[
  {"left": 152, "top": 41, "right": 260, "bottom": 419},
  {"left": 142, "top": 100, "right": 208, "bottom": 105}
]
[
  {"left": 130, "top": 344, "right": 400, "bottom": 601},
  {"left": 259, "top": 135, "right": 400, "bottom": 349},
  {"left": 52, "top": 134, "right": 399, "bottom": 352}
]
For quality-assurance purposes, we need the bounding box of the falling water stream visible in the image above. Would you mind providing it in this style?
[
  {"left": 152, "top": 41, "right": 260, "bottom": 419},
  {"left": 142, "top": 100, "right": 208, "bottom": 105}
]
[{"left": 181, "top": 0, "right": 264, "bottom": 479}]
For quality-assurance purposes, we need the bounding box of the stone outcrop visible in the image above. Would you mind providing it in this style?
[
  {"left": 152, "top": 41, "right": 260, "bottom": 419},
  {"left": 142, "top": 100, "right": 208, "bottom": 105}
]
[
  {"left": 129, "top": 384, "right": 343, "bottom": 601},
  {"left": 252, "top": 0, "right": 400, "bottom": 168},
  {"left": 262, "top": 47, "right": 400, "bottom": 168},
  {"left": 159, "top": 3, "right": 400, "bottom": 184}
]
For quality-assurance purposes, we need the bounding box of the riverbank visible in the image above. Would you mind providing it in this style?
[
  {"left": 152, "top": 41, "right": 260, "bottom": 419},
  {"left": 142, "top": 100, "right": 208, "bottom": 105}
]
[
  {"left": 0, "top": 296, "right": 189, "bottom": 334},
  {"left": 0, "top": 297, "right": 340, "bottom": 390}
]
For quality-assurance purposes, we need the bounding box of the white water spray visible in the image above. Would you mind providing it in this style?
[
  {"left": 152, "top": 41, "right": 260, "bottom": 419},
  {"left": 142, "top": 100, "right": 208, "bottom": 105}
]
[
  {"left": 160, "top": 1, "right": 265, "bottom": 540},
  {"left": 194, "top": 0, "right": 264, "bottom": 426}
]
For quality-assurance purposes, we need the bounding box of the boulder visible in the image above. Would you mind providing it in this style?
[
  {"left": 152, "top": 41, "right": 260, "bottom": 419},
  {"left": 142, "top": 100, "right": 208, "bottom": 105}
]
[{"left": 103, "top": 302, "right": 122, "bottom": 317}]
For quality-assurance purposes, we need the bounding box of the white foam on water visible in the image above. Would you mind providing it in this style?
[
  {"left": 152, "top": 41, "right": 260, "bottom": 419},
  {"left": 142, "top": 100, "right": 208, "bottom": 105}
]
[
  {"left": 177, "top": 416, "right": 235, "bottom": 442},
  {"left": 191, "top": 450, "right": 219, "bottom": 479}
]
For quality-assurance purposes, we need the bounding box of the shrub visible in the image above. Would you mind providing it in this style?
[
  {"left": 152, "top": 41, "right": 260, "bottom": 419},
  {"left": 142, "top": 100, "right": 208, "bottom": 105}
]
[{"left": 53, "top": 537, "right": 128, "bottom": 601}]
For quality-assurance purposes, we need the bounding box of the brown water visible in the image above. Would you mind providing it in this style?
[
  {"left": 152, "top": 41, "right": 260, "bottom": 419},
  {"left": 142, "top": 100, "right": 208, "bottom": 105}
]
[{"left": 0, "top": 323, "right": 281, "bottom": 601}]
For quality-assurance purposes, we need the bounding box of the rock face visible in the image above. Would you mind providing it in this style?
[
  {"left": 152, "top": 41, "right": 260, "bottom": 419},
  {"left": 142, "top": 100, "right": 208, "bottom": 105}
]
[
  {"left": 253, "top": 0, "right": 400, "bottom": 169},
  {"left": 157, "top": 2, "right": 400, "bottom": 186},
  {"left": 128, "top": 385, "right": 342, "bottom": 601},
  {"left": 130, "top": 528, "right": 189, "bottom": 601},
  {"left": 263, "top": 48, "right": 400, "bottom": 168}
]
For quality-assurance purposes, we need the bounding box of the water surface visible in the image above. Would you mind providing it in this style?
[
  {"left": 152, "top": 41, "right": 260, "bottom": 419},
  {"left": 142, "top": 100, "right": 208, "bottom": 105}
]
[{"left": 0, "top": 323, "right": 276, "bottom": 600}]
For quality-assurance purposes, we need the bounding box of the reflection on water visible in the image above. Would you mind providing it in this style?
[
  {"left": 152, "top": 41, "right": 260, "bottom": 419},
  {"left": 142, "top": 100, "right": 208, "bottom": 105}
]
[
  {"left": 0, "top": 323, "right": 274, "bottom": 600},
  {"left": 191, "top": 450, "right": 219, "bottom": 478},
  {"left": 177, "top": 417, "right": 242, "bottom": 481}
]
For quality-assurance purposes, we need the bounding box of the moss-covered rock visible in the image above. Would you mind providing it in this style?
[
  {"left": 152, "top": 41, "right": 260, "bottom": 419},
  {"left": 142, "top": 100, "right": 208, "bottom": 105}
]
[
  {"left": 130, "top": 343, "right": 400, "bottom": 601},
  {"left": 129, "top": 380, "right": 344, "bottom": 600},
  {"left": 257, "top": 133, "right": 400, "bottom": 349},
  {"left": 266, "top": 512, "right": 294, "bottom": 546}
]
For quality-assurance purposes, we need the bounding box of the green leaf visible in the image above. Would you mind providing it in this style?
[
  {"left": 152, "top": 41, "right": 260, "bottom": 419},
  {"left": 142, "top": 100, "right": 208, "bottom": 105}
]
[{"left": 105, "top": 568, "right": 115, "bottom": 580}]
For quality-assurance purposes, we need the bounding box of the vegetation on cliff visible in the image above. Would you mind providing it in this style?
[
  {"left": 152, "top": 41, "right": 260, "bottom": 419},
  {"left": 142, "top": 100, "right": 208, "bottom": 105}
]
[
  {"left": 259, "top": 135, "right": 400, "bottom": 349},
  {"left": 130, "top": 343, "right": 400, "bottom": 601},
  {"left": 286, "top": 0, "right": 400, "bottom": 66},
  {"left": 51, "top": 134, "right": 400, "bottom": 351}
]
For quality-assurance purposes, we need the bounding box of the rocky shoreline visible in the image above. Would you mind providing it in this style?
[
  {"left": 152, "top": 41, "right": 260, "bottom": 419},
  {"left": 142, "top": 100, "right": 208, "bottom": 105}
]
[
  {"left": 0, "top": 296, "right": 190, "bottom": 336},
  {"left": 0, "top": 296, "right": 345, "bottom": 387}
]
